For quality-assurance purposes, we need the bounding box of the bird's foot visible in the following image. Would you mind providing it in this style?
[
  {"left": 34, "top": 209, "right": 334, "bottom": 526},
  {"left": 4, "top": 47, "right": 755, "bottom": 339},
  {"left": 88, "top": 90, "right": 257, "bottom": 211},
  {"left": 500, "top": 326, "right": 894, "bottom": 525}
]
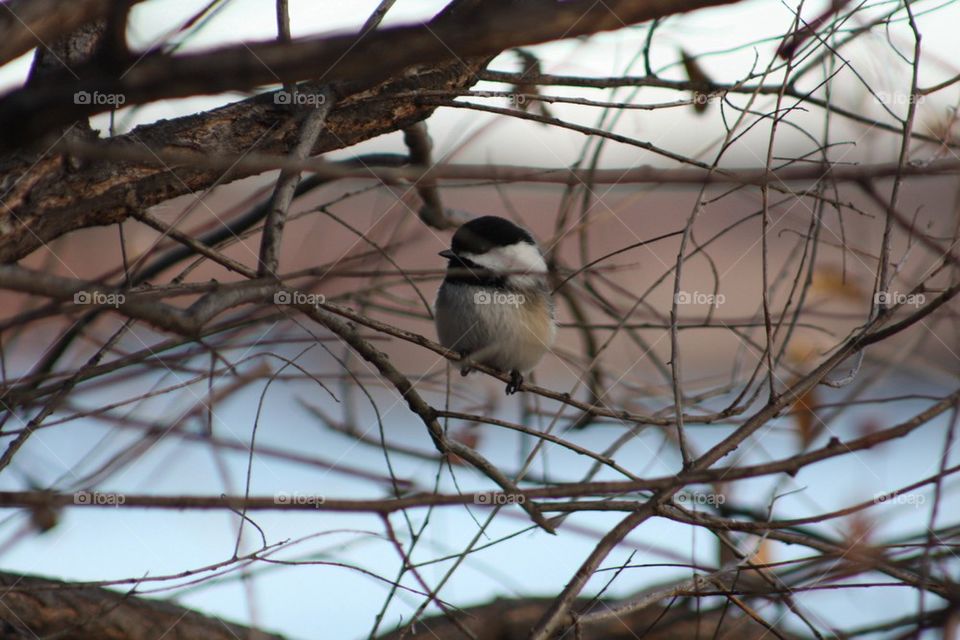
[{"left": 505, "top": 369, "right": 524, "bottom": 395}]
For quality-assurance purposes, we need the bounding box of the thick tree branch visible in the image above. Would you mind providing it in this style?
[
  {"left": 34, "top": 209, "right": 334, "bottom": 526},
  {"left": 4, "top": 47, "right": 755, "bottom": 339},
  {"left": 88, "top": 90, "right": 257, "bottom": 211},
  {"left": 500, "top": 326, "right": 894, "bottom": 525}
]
[
  {"left": 0, "top": 0, "right": 742, "bottom": 146},
  {"left": 257, "top": 87, "right": 335, "bottom": 276},
  {"left": 0, "top": 58, "right": 485, "bottom": 263},
  {"left": 0, "top": 571, "right": 285, "bottom": 640},
  {"left": 0, "top": 0, "right": 144, "bottom": 68},
  {"left": 0, "top": 570, "right": 792, "bottom": 640}
]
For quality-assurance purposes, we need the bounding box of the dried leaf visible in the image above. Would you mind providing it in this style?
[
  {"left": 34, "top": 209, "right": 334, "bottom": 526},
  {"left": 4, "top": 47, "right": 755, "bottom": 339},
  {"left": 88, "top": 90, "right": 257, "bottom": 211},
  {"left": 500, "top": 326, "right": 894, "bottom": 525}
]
[
  {"left": 777, "top": 0, "right": 853, "bottom": 59},
  {"left": 793, "top": 384, "right": 822, "bottom": 448},
  {"left": 30, "top": 504, "right": 59, "bottom": 533},
  {"left": 785, "top": 336, "right": 827, "bottom": 367},
  {"left": 842, "top": 511, "right": 884, "bottom": 571},
  {"left": 810, "top": 264, "right": 863, "bottom": 302},
  {"left": 512, "top": 49, "right": 553, "bottom": 120},
  {"left": 855, "top": 416, "right": 882, "bottom": 439},
  {"left": 922, "top": 110, "right": 960, "bottom": 154},
  {"left": 446, "top": 428, "right": 481, "bottom": 466},
  {"left": 752, "top": 539, "right": 773, "bottom": 567},
  {"left": 680, "top": 49, "right": 711, "bottom": 114}
]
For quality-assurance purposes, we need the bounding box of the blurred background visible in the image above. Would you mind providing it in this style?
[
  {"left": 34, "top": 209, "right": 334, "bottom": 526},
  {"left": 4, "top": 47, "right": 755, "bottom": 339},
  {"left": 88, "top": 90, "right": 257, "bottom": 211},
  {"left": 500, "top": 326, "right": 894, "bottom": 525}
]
[{"left": 1, "top": 1, "right": 960, "bottom": 638}]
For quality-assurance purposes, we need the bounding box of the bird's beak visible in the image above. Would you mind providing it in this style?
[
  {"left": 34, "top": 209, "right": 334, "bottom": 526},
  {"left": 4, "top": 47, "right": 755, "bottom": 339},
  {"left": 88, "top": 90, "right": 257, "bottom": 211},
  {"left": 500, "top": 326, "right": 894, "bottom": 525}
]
[{"left": 438, "top": 250, "right": 456, "bottom": 259}]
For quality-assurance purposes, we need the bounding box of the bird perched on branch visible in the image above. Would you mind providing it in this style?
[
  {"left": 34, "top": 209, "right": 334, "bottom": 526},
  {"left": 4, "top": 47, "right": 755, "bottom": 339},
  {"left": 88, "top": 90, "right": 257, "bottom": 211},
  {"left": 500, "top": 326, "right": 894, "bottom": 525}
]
[{"left": 435, "top": 216, "right": 555, "bottom": 394}]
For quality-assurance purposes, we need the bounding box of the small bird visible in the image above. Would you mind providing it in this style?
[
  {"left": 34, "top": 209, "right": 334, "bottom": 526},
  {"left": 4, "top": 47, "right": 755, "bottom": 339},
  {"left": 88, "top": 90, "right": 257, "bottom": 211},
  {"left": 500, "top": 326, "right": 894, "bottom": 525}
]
[{"left": 435, "top": 216, "right": 556, "bottom": 394}]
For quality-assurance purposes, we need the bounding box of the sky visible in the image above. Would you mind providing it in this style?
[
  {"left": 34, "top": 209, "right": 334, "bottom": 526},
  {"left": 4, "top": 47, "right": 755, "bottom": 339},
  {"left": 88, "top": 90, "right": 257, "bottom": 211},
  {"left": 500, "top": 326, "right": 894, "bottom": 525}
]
[{"left": 2, "top": 1, "right": 960, "bottom": 638}]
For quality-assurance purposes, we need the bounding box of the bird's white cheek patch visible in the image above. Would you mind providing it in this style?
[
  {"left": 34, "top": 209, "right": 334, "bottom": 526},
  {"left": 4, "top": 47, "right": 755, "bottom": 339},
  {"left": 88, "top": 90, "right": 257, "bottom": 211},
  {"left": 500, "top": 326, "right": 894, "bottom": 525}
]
[
  {"left": 496, "top": 243, "right": 548, "bottom": 274},
  {"left": 461, "top": 243, "right": 546, "bottom": 275}
]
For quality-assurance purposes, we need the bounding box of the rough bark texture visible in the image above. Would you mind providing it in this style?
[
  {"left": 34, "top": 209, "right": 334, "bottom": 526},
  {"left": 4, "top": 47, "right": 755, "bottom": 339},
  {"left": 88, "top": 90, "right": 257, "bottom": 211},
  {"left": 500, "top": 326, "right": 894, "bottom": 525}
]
[
  {"left": 0, "top": 0, "right": 137, "bottom": 68},
  {"left": 0, "top": 0, "right": 739, "bottom": 143},
  {"left": 0, "top": 571, "right": 792, "bottom": 640},
  {"left": 0, "top": 0, "right": 744, "bottom": 264},
  {"left": 0, "top": 571, "right": 285, "bottom": 640},
  {"left": 375, "top": 597, "right": 795, "bottom": 639},
  {"left": 0, "top": 58, "right": 485, "bottom": 263}
]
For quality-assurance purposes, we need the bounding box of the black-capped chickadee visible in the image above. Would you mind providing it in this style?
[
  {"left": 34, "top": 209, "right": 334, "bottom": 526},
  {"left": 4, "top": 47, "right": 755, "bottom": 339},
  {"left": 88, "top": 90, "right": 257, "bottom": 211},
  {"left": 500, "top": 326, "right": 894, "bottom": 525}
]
[{"left": 435, "top": 216, "right": 555, "bottom": 394}]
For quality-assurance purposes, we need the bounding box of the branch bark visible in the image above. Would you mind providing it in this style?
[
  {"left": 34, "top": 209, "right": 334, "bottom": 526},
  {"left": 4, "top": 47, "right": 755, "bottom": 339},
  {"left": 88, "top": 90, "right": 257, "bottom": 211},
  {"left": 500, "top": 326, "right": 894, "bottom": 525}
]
[
  {"left": 0, "top": 0, "right": 742, "bottom": 145},
  {"left": 0, "top": 59, "right": 484, "bottom": 263},
  {"left": 0, "top": 0, "right": 144, "bottom": 67},
  {"left": 0, "top": 570, "right": 793, "bottom": 640},
  {"left": 0, "top": 0, "right": 745, "bottom": 264},
  {"left": 0, "top": 571, "right": 285, "bottom": 640},
  {"left": 257, "top": 87, "right": 335, "bottom": 277}
]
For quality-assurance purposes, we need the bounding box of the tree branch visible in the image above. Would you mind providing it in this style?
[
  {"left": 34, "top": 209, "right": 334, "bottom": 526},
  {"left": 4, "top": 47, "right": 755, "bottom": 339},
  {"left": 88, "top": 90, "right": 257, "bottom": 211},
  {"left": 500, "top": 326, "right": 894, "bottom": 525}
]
[
  {"left": 0, "top": 0, "right": 742, "bottom": 146},
  {"left": 0, "top": 570, "right": 285, "bottom": 640}
]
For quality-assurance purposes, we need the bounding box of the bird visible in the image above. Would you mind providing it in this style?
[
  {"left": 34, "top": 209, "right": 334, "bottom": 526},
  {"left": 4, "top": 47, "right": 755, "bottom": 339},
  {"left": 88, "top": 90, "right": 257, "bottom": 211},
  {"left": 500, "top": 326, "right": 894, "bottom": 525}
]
[{"left": 434, "top": 216, "right": 556, "bottom": 395}]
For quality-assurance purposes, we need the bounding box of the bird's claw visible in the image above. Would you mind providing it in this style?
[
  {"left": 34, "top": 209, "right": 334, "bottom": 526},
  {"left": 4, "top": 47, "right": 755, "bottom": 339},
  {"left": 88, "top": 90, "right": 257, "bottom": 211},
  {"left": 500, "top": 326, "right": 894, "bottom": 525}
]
[
  {"left": 505, "top": 370, "right": 523, "bottom": 395},
  {"left": 458, "top": 353, "right": 475, "bottom": 377}
]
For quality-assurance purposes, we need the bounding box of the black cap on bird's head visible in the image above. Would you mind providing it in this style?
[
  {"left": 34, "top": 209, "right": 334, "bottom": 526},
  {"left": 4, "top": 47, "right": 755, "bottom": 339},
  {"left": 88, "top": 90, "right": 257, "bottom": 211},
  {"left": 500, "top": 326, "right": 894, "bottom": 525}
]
[{"left": 439, "top": 216, "right": 535, "bottom": 260}]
